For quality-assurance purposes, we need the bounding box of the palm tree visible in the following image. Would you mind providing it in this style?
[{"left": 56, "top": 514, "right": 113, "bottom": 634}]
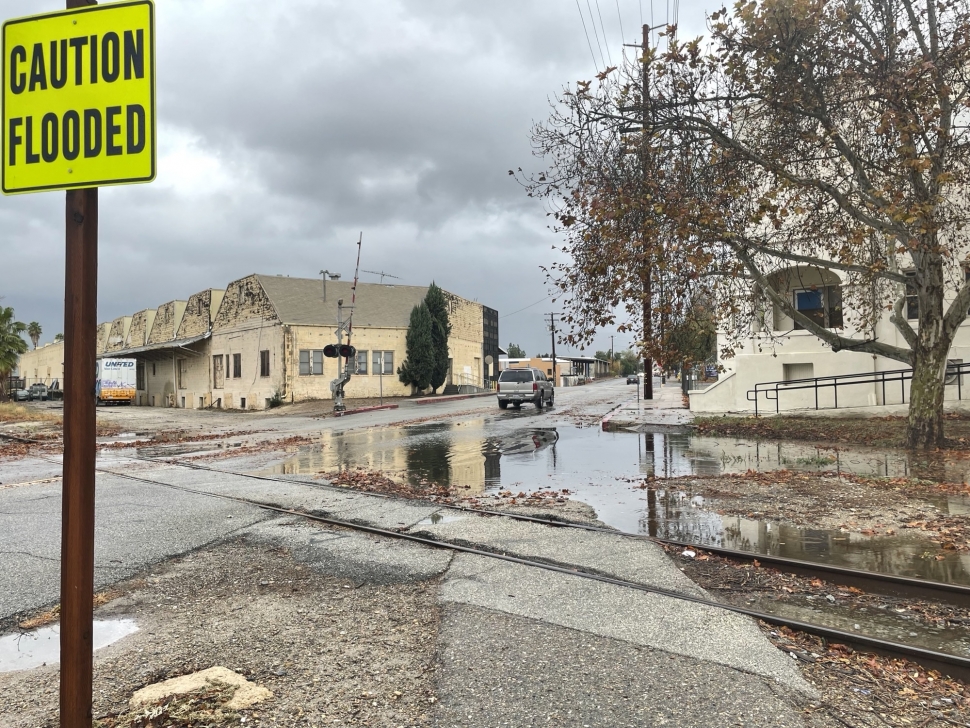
[
  {"left": 0, "top": 307, "right": 28, "bottom": 397},
  {"left": 27, "top": 321, "right": 41, "bottom": 349}
]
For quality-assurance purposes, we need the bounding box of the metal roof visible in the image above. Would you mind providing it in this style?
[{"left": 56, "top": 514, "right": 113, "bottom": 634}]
[{"left": 96, "top": 333, "right": 209, "bottom": 360}]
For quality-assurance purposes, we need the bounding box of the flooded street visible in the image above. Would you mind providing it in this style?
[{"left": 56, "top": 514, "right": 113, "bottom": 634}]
[{"left": 261, "top": 414, "right": 970, "bottom": 585}]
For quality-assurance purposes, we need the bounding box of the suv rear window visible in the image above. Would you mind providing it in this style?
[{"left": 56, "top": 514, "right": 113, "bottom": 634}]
[{"left": 499, "top": 369, "right": 534, "bottom": 383}]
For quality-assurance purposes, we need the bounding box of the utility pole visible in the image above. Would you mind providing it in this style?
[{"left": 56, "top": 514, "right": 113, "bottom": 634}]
[
  {"left": 641, "top": 23, "right": 654, "bottom": 401},
  {"left": 61, "top": 5, "right": 99, "bottom": 727},
  {"left": 545, "top": 313, "right": 559, "bottom": 386},
  {"left": 610, "top": 335, "right": 615, "bottom": 373}
]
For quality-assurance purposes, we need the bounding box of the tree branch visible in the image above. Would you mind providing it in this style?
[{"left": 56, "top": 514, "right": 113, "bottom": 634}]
[{"left": 735, "top": 246, "right": 914, "bottom": 365}]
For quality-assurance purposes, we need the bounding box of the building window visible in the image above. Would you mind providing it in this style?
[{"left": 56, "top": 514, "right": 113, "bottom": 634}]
[
  {"left": 213, "top": 355, "right": 225, "bottom": 389},
  {"left": 177, "top": 358, "right": 185, "bottom": 389},
  {"left": 232, "top": 353, "right": 242, "bottom": 378},
  {"left": 299, "top": 350, "right": 325, "bottom": 376},
  {"left": 372, "top": 350, "right": 394, "bottom": 375},
  {"left": 260, "top": 350, "right": 270, "bottom": 377},
  {"left": 793, "top": 286, "right": 842, "bottom": 329},
  {"left": 906, "top": 271, "right": 918, "bottom": 320},
  {"left": 136, "top": 361, "right": 145, "bottom": 390},
  {"left": 356, "top": 350, "right": 368, "bottom": 374}
]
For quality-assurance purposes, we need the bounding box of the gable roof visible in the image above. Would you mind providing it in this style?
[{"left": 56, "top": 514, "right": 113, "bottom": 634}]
[{"left": 255, "top": 275, "right": 432, "bottom": 328}]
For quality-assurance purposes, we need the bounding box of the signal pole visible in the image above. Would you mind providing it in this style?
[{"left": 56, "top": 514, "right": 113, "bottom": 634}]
[
  {"left": 545, "top": 313, "right": 559, "bottom": 386},
  {"left": 641, "top": 22, "right": 654, "bottom": 401}
]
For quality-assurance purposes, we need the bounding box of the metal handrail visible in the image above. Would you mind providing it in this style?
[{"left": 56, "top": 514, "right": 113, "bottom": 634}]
[{"left": 746, "top": 361, "right": 970, "bottom": 416}]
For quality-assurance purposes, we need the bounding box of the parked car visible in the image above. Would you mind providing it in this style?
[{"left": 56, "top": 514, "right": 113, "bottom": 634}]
[
  {"left": 626, "top": 374, "right": 639, "bottom": 384},
  {"left": 28, "top": 383, "right": 49, "bottom": 401},
  {"left": 496, "top": 367, "right": 554, "bottom": 410},
  {"left": 12, "top": 388, "right": 30, "bottom": 402}
]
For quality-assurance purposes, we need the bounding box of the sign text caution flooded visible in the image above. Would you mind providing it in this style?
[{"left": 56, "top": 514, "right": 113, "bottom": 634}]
[{"left": 2, "top": 0, "right": 155, "bottom": 194}]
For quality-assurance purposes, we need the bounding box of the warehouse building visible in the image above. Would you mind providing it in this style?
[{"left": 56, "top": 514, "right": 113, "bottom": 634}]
[{"left": 18, "top": 274, "right": 496, "bottom": 409}]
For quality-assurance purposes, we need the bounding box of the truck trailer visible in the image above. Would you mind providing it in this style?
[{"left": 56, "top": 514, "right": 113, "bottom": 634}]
[{"left": 96, "top": 358, "right": 137, "bottom": 405}]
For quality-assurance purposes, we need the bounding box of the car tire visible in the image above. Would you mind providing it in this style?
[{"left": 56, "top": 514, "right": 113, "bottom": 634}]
[
  {"left": 548, "top": 392, "right": 554, "bottom": 406},
  {"left": 499, "top": 401, "right": 508, "bottom": 410},
  {"left": 536, "top": 395, "right": 544, "bottom": 409}
]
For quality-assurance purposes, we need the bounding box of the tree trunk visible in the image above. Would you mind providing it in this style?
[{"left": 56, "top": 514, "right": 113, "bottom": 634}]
[{"left": 906, "top": 343, "right": 949, "bottom": 448}]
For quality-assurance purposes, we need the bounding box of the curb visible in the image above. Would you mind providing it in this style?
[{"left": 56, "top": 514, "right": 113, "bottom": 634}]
[
  {"left": 333, "top": 404, "right": 399, "bottom": 417},
  {"left": 413, "top": 392, "right": 495, "bottom": 405},
  {"left": 601, "top": 399, "right": 634, "bottom": 430}
]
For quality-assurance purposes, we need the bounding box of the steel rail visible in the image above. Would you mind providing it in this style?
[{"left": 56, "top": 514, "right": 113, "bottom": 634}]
[
  {"left": 131, "top": 454, "right": 970, "bottom": 609},
  {"left": 67, "top": 459, "right": 970, "bottom": 683}
]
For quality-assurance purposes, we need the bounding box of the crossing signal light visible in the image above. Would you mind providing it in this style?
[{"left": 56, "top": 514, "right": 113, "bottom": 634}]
[
  {"left": 323, "top": 344, "right": 339, "bottom": 358},
  {"left": 339, "top": 344, "right": 356, "bottom": 359}
]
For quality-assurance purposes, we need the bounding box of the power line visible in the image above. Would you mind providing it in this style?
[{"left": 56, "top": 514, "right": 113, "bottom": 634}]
[
  {"left": 500, "top": 294, "right": 554, "bottom": 319},
  {"left": 585, "top": 0, "right": 607, "bottom": 68},
  {"left": 615, "top": 0, "right": 626, "bottom": 43},
  {"left": 575, "top": 0, "right": 600, "bottom": 70},
  {"left": 594, "top": 0, "right": 613, "bottom": 65}
]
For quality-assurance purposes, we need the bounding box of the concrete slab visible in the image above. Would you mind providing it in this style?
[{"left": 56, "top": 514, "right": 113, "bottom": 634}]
[
  {"left": 435, "top": 603, "right": 824, "bottom": 728},
  {"left": 0, "top": 474, "right": 267, "bottom": 623},
  {"left": 243, "top": 517, "right": 451, "bottom": 584},
  {"left": 440, "top": 554, "right": 815, "bottom": 697},
  {"left": 410, "top": 513, "right": 707, "bottom": 598},
  {"left": 113, "top": 464, "right": 439, "bottom": 529}
]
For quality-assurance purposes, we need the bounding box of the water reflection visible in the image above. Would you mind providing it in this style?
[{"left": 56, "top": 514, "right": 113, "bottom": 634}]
[{"left": 261, "top": 421, "right": 970, "bottom": 584}]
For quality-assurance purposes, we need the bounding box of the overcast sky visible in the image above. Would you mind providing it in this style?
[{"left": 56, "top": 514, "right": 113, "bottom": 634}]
[{"left": 1, "top": 0, "right": 710, "bottom": 358}]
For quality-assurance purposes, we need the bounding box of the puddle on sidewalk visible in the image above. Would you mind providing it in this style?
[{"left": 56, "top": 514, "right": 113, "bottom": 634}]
[
  {"left": 0, "top": 619, "right": 138, "bottom": 673},
  {"left": 259, "top": 420, "right": 970, "bottom": 584}
]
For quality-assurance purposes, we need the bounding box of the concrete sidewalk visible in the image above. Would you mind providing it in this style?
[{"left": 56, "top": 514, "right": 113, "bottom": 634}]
[
  {"left": 0, "top": 460, "right": 824, "bottom": 726},
  {"left": 602, "top": 380, "right": 693, "bottom": 429}
]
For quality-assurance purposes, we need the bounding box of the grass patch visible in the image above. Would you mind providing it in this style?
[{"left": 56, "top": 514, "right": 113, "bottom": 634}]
[{"left": 0, "top": 402, "right": 61, "bottom": 424}]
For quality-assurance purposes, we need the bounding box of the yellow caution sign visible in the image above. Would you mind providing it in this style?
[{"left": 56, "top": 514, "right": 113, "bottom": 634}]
[{"left": 2, "top": 0, "right": 155, "bottom": 195}]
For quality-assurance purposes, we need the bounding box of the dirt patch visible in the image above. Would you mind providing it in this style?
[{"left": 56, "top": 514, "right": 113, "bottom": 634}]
[
  {"left": 643, "top": 471, "right": 970, "bottom": 548},
  {"left": 0, "top": 403, "right": 61, "bottom": 424},
  {"left": 0, "top": 535, "right": 440, "bottom": 728},
  {"left": 694, "top": 413, "right": 970, "bottom": 450}
]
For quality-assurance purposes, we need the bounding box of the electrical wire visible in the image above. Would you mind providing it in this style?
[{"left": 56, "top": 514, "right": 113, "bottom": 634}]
[
  {"left": 594, "top": 0, "right": 613, "bottom": 65},
  {"left": 575, "top": 0, "right": 600, "bottom": 70},
  {"left": 499, "top": 294, "right": 554, "bottom": 319},
  {"left": 585, "top": 0, "right": 608, "bottom": 68},
  {"left": 615, "top": 0, "right": 625, "bottom": 43}
]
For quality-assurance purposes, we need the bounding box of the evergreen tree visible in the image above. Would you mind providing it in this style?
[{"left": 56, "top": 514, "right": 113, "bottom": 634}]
[
  {"left": 424, "top": 283, "right": 451, "bottom": 393},
  {"left": 398, "top": 303, "right": 435, "bottom": 392},
  {"left": 507, "top": 343, "right": 526, "bottom": 358}
]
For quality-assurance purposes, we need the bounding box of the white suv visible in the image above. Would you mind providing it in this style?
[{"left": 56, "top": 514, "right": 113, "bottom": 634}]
[{"left": 496, "top": 368, "right": 554, "bottom": 410}]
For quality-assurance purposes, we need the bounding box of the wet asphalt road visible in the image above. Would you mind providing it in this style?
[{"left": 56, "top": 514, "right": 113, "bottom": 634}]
[{"left": 0, "top": 379, "right": 633, "bottom": 625}]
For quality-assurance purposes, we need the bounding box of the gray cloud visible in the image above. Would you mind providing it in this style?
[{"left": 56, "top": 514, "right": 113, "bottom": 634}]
[{"left": 1, "top": 0, "right": 711, "bottom": 357}]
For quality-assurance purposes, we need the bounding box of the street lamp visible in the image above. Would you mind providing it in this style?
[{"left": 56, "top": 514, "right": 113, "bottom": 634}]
[{"left": 320, "top": 269, "right": 341, "bottom": 301}]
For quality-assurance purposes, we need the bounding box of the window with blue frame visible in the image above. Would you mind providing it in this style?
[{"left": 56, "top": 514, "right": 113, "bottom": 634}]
[{"left": 793, "top": 286, "right": 843, "bottom": 329}]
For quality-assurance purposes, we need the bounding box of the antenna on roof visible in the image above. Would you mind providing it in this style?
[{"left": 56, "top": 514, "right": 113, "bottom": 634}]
[{"left": 361, "top": 269, "right": 401, "bottom": 284}]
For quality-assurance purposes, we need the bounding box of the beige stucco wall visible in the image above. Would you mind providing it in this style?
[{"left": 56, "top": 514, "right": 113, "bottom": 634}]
[
  {"left": 17, "top": 341, "right": 65, "bottom": 385},
  {"left": 104, "top": 316, "right": 132, "bottom": 353},
  {"left": 444, "top": 294, "right": 484, "bottom": 387},
  {"left": 126, "top": 309, "right": 156, "bottom": 348},
  {"left": 148, "top": 301, "right": 187, "bottom": 344},
  {"left": 210, "top": 322, "right": 284, "bottom": 410}
]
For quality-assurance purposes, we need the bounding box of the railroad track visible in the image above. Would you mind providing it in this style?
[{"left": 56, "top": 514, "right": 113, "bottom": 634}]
[{"left": 36, "top": 452, "right": 970, "bottom": 682}]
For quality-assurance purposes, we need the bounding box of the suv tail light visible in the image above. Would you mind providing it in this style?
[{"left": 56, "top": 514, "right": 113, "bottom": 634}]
[
  {"left": 533, "top": 382, "right": 538, "bottom": 392},
  {"left": 496, "top": 382, "right": 501, "bottom": 393}
]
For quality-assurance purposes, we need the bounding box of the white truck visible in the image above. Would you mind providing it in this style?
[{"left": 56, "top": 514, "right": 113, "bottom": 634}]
[{"left": 96, "top": 358, "right": 137, "bottom": 405}]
